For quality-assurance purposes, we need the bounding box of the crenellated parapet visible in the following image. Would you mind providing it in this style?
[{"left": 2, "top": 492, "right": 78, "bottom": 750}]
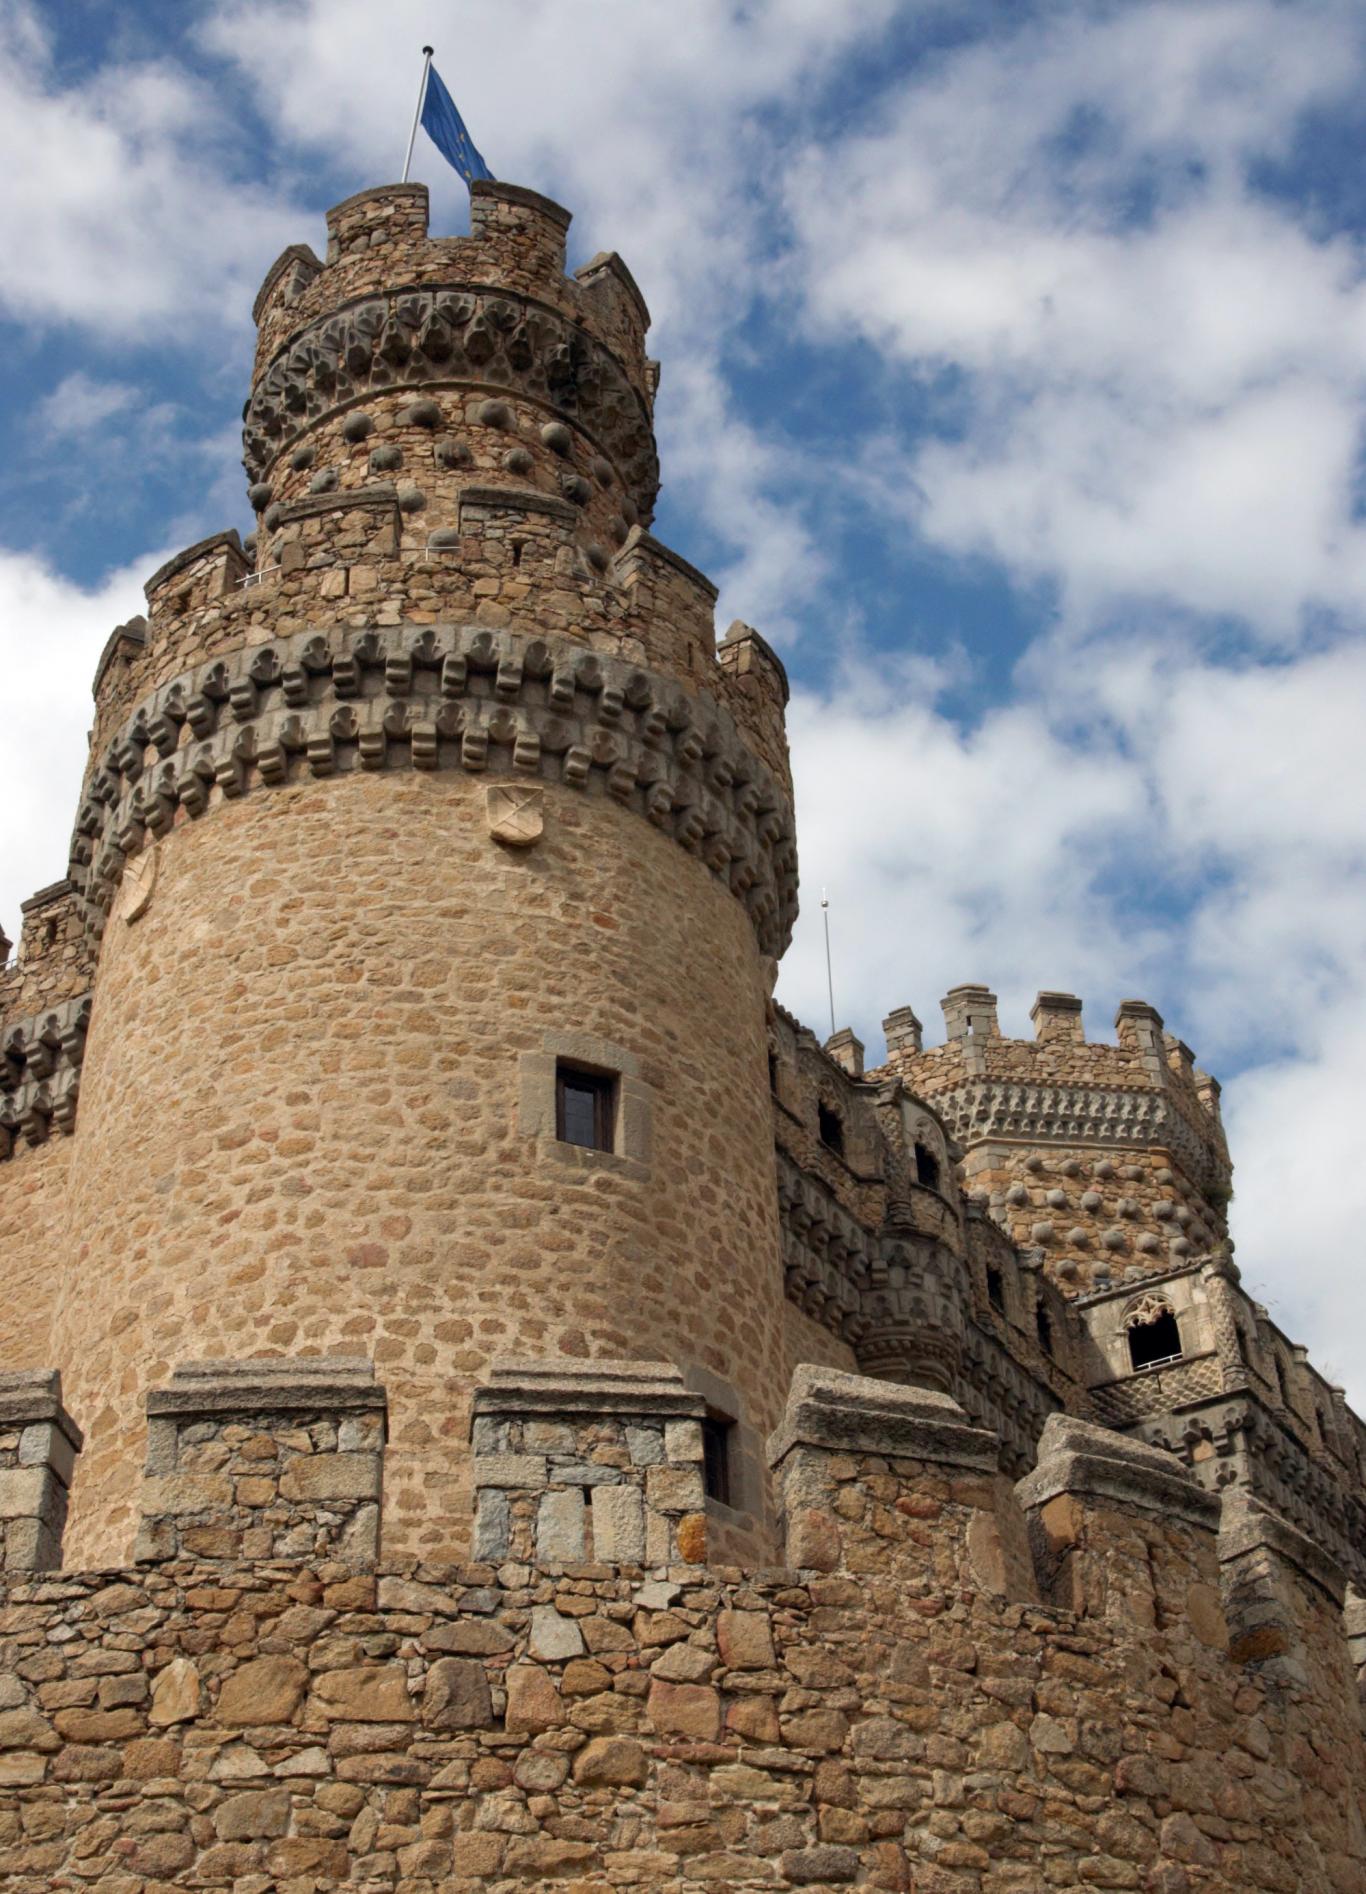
[
  {"left": 69, "top": 620, "right": 797, "bottom": 956},
  {"left": 876, "top": 985, "right": 1232, "bottom": 1292}
]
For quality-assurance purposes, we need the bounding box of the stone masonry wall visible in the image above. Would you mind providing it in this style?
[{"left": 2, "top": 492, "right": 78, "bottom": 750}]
[
  {"left": 0, "top": 1367, "right": 1360, "bottom": 1891},
  {"left": 50, "top": 772, "right": 789, "bottom": 1572}
]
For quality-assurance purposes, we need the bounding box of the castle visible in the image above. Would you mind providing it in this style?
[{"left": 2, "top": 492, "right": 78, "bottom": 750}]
[{"left": 0, "top": 179, "right": 1362, "bottom": 1889}]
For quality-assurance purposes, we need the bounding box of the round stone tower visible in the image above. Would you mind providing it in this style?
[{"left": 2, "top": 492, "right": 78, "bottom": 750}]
[{"left": 53, "top": 181, "right": 798, "bottom": 1565}]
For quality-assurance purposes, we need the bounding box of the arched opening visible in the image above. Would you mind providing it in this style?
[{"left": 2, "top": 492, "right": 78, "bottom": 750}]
[
  {"left": 986, "top": 1266, "right": 1005, "bottom": 1315},
  {"left": 818, "top": 1103, "right": 844, "bottom": 1156},
  {"left": 914, "top": 1141, "right": 941, "bottom": 1191},
  {"left": 1126, "top": 1302, "right": 1183, "bottom": 1371}
]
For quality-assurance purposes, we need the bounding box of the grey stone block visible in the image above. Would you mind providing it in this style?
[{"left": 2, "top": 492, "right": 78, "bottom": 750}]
[
  {"left": 767, "top": 1365, "right": 998, "bottom": 1475},
  {"left": 592, "top": 1486, "right": 645, "bottom": 1563},
  {"left": 536, "top": 1488, "right": 585, "bottom": 1563}
]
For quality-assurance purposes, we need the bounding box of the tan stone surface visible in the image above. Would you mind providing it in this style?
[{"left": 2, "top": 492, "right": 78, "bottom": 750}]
[{"left": 53, "top": 770, "right": 783, "bottom": 1567}]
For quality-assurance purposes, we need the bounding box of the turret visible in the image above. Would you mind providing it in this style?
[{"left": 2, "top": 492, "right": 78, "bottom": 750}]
[{"left": 42, "top": 183, "right": 798, "bottom": 1568}]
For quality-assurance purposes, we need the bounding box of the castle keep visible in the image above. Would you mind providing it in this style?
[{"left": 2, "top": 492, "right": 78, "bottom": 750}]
[{"left": 0, "top": 180, "right": 1363, "bottom": 1889}]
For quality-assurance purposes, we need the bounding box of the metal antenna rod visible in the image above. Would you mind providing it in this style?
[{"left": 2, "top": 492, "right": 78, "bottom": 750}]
[
  {"left": 821, "top": 888, "right": 836, "bottom": 1038},
  {"left": 402, "top": 46, "right": 435, "bottom": 184}
]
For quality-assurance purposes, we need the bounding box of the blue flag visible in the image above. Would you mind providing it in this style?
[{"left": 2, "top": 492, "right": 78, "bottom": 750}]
[{"left": 421, "top": 65, "right": 493, "bottom": 186}]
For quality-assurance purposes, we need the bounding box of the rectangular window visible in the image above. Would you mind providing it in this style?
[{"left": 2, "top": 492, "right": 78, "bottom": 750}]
[
  {"left": 701, "top": 1414, "right": 733, "bottom": 1507},
  {"left": 555, "top": 1064, "right": 616, "bottom": 1152}
]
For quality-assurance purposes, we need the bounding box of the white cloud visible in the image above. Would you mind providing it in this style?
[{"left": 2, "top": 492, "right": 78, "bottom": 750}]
[
  {"left": 0, "top": 549, "right": 156, "bottom": 940},
  {"left": 788, "top": 0, "right": 1366, "bottom": 640},
  {"left": 0, "top": 1, "right": 304, "bottom": 335}
]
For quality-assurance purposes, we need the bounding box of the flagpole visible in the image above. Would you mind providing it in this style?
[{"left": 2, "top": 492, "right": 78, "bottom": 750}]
[{"left": 401, "top": 46, "right": 434, "bottom": 184}]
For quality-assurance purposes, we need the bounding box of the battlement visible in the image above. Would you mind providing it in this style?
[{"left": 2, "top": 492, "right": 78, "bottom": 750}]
[
  {"left": 247, "top": 181, "right": 657, "bottom": 533},
  {"left": 1, "top": 1356, "right": 1362, "bottom": 1888},
  {"left": 875, "top": 982, "right": 1232, "bottom": 1295}
]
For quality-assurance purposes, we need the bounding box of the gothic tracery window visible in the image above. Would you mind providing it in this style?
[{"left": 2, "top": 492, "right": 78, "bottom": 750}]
[{"left": 1124, "top": 1293, "right": 1182, "bottom": 1371}]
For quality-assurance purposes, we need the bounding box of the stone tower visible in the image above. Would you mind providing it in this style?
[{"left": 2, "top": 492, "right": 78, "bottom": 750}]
[{"left": 26, "top": 182, "right": 799, "bottom": 1566}]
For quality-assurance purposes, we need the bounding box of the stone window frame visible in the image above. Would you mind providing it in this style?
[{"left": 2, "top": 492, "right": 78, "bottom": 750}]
[
  {"left": 519, "top": 1029, "right": 652, "bottom": 1182},
  {"left": 682, "top": 1363, "right": 766, "bottom": 1537}
]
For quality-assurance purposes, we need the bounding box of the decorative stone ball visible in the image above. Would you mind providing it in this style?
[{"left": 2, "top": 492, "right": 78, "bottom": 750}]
[
  {"left": 477, "top": 398, "right": 514, "bottom": 430},
  {"left": 585, "top": 542, "right": 609, "bottom": 571},
  {"left": 560, "top": 473, "right": 591, "bottom": 505},
  {"left": 1136, "top": 1232, "right": 1161, "bottom": 1253},
  {"left": 399, "top": 398, "right": 443, "bottom": 429},
  {"left": 428, "top": 527, "right": 461, "bottom": 550},
  {"left": 1170, "top": 1235, "right": 1192, "bottom": 1256},
  {"left": 1174, "top": 1206, "right": 1192, "bottom": 1227},
  {"left": 242, "top": 531, "right": 258, "bottom": 556},
  {"left": 1031, "top": 1221, "right": 1054, "bottom": 1243},
  {"left": 247, "top": 482, "right": 273, "bottom": 512},
  {"left": 622, "top": 496, "right": 639, "bottom": 526},
  {"left": 370, "top": 444, "right": 402, "bottom": 473},
  {"left": 1045, "top": 1188, "right": 1066, "bottom": 1209},
  {"left": 1102, "top": 1228, "right": 1126, "bottom": 1250},
  {"left": 967, "top": 1188, "right": 990, "bottom": 1207},
  {"left": 290, "top": 444, "right": 315, "bottom": 471},
  {"left": 540, "top": 421, "right": 572, "bottom": 455},
  {"left": 341, "top": 412, "right": 374, "bottom": 443},
  {"left": 397, "top": 486, "right": 426, "bottom": 513},
  {"left": 1005, "top": 1183, "right": 1028, "bottom": 1206},
  {"left": 610, "top": 515, "right": 630, "bottom": 545},
  {"left": 1056, "top": 1258, "right": 1079, "bottom": 1281},
  {"left": 503, "top": 447, "right": 534, "bottom": 475},
  {"left": 1066, "top": 1226, "right": 1089, "bottom": 1246},
  {"left": 1117, "top": 1197, "right": 1137, "bottom": 1218},
  {"left": 1080, "top": 1190, "right": 1102, "bottom": 1211},
  {"left": 1024, "top": 1155, "right": 1044, "bottom": 1174},
  {"left": 1121, "top": 1164, "right": 1143, "bottom": 1181},
  {"left": 1095, "top": 1159, "right": 1116, "bottom": 1179},
  {"left": 1153, "top": 1200, "right": 1174, "bottom": 1221},
  {"left": 435, "top": 436, "right": 473, "bottom": 469},
  {"left": 1156, "top": 1168, "right": 1174, "bottom": 1185},
  {"left": 591, "top": 456, "right": 613, "bottom": 487},
  {"left": 1061, "top": 1159, "right": 1081, "bottom": 1178},
  {"left": 309, "top": 468, "right": 338, "bottom": 494},
  {"left": 262, "top": 504, "right": 282, "bottom": 530}
]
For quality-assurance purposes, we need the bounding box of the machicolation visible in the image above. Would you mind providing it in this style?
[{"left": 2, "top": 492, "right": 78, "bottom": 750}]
[{"left": 0, "top": 176, "right": 1363, "bottom": 1890}]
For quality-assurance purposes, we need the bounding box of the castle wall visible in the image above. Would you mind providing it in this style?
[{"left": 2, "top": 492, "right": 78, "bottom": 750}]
[
  {"left": 52, "top": 770, "right": 787, "bottom": 1569},
  {"left": 0, "top": 1139, "right": 67, "bottom": 1369},
  {"left": 1, "top": 1372, "right": 1361, "bottom": 1892}
]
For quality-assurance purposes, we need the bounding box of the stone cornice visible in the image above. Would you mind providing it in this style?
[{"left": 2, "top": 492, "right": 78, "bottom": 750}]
[
  {"left": 929, "top": 1079, "right": 1230, "bottom": 1187},
  {"left": 244, "top": 284, "right": 659, "bottom": 512},
  {"left": 0, "top": 992, "right": 90, "bottom": 1159},
  {"left": 68, "top": 625, "right": 798, "bottom": 958}
]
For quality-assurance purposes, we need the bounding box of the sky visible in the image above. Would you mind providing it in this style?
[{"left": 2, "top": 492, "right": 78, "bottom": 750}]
[{"left": 2, "top": 0, "right": 1364, "bottom": 1398}]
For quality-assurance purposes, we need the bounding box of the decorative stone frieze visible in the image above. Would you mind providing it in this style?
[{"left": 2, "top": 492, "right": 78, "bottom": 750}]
[
  {"left": 930, "top": 1079, "right": 1229, "bottom": 1189},
  {"left": 243, "top": 284, "right": 660, "bottom": 513},
  {"left": 0, "top": 1370, "right": 82, "bottom": 1571},
  {"left": 469, "top": 1360, "right": 708, "bottom": 1567},
  {"left": 136, "top": 1358, "right": 387, "bottom": 1568},
  {"left": 67, "top": 622, "right": 797, "bottom": 956},
  {"left": 0, "top": 992, "right": 90, "bottom": 1158}
]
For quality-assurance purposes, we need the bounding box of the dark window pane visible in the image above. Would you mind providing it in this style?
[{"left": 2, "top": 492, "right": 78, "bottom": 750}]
[
  {"left": 987, "top": 1267, "right": 1005, "bottom": 1314},
  {"left": 702, "top": 1416, "right": 732, "bottom": 1507},
  {"left": 914, "top": 1141, "right": 941, "bottom": 1191},
  {"left": 555, "top": 1065, "right": 615, "bottom": 1151},
  {"left": 818, "top": 1104, "right": 844, "bottom": 1154}
]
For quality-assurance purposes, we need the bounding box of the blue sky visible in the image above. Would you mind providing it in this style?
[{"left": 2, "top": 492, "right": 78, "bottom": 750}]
[{"left": 3, "top": 0, "right": 1365, "bottom": 1393}]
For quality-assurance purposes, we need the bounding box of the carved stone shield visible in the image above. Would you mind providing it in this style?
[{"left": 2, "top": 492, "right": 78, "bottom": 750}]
[{"left": 486, "top": 784, "right": 544, "bottom": 848}]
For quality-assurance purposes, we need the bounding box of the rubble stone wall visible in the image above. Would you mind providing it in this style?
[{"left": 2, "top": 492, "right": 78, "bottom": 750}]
[
  {"left": 50, "top": 772, "right": 787, "bottom": 1573},
  {"left": 0, "top": 1374, "right": 1360, "bottom": 1892}
]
